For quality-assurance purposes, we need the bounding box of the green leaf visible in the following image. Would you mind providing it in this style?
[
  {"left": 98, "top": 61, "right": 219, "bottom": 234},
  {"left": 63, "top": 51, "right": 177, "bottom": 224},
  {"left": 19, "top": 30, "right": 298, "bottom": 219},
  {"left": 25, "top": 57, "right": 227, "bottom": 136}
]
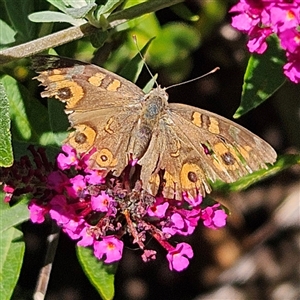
[
  {"left": 85, "top": 0, "right": 96, "bottom": 5},
  {"left": 4, "top": 0, "right": 37, "bottom": 42},
  {"left": 28, "top": 11, "right": 86, "bottom": 26},
  {"left": 0, "top": 195, "right": 30, "bottom": 233},
  {"left": 101, "top": 12, "right": 158, "bottom": 72},
  {"left": 213, "top": 154, "right": 300, "bottom": 193},
  {"left": 48, "top": 0, "right": 96, "bottom": 13},
  {"left": 66, "top": 3, "right": 96, "bottom": 19},
  {"left": 0, "top": 192, "right": 9, "bottom": 211},
  {"left": 0, "top": 193, "right": 29, "bottom": 299},
  {"left": 0, "top": 227, "right": 25, "bottom": 300},
  {"left": 76, "top": 246, "right": 117, "bottom": 300},
  {"left": 0, "top": 83, "right": 13, "bottom": 167},
  {"left": 119, "top": 37, "right": 154, "bottom": 83},
  {"left": 90, "top": 30, "right": 109, "bottom": 48},
  {"left": 148, "top": 22, "right": 200, "bottom": 67},
  {"left": 143, "top": 74, "right": 158, "bottom": 93},
  {"left": 95, "top": 0, "right": 124, "bottom": 17},
  {"left": 64, "top": 0, "right": 94, "bottom": 8},
  {"left": 234, "top": 35, "right": 286, "bottom": 118},
  {"left": 46, "top": 0, "right": 69, "bottom": 13},
  {"left": 0, "top": 19, "right": 16, "bottom": 49},
  {"left": 0, "top": 75, "right": 59, "bottom": 146}
]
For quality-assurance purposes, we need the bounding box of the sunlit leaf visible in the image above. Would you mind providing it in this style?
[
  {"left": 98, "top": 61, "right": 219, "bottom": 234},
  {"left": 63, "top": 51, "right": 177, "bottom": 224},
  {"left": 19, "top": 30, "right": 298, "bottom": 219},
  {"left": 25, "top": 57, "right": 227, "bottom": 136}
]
[
  {"left": 0, "top": 223, "right": 25, "bottom": 300},
  {"left": 66, "top": 3, "right": 96, "bottom": 18},
  {"left": 0, "top": 196, "right": 30, "bottom": 233},
  {"left": 213, "top": 154, "right": 300, "bottom": 193},
  {"left": 0, "top": 75, "right": 60, "bottom": 146},
  {"left": 234, "top": 35, "right": 286, "bottom": 118},
  {"left": 77, "top": 246, "right": 117, "bottom": 300},
  {"left": 95, "top": 0, "right": 124, "bottom": 17},
  {"left": 28, "top": 11, "right": 86, "bottom": 26},
  {"left": 0, "top": 20, "right": 16, "bottom": 49},
  {"left": 119, "top": 37, "right": 154, "bottom": 83},
  {"left": 0, "top": 83, "right": 13, "bottom": 167}
]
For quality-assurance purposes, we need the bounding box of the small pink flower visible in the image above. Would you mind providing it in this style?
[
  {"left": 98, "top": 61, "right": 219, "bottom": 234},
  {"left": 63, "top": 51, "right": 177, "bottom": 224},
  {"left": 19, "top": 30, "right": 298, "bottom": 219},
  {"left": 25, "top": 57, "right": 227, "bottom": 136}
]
[
  {"left": 94, "top": 236, "right": 124, "bottom": 263},
  {"left": 163, "top": 208, "right": 201, "bottom": 236},
  {"left": 49, "top": 194, "right": 75, "bottom": 225},
  {"left": 247, "top": 27, "right": 272, "bottom": 53},
  {"left": 91, "top": 191, "right": 114, "bottom": 212},
  {"left": 230, "top": 0, "right": 300, "bottom": 83},
  {"left": 179, "top": 208, "right": 201, "bottom": 235},
  {"left": 77, "top": 226, "right": 95, "bottom": 246},
  {"left": 201, "top": 204, "right": 227, "bottom": 229},
  {"left": 284, "top": 53, "right": 300, "bottom": 83},
  {"left": 66, "top": 175, "right": 86, "bottom": 198},
  {"left": 183, "top": 193, "right": 202, "bottom": 207},
  {"left": 147, "top": 202, "right": 169, "bottom": 218},
  {"left": 85, "top": 169, "right": 105, "bottom": 185},
  {"left": 8, "top": 144, "right": 229, "bottom": 272},
  {"left": 279, "top": 28, "right": 300, "bottom": 52},
  {"left": 162, "top": 213, "right": 185, "bottom": 236},
  {"left": 230, "top": 1, "right": 263, "bottom": 32},
  {"left": 28, "top": 200, "right": 48, "bottom": 223},
  {"left": 57, "top": 144, "right": 79, "bottom": 170},
  {"left": 3, "top": 184, "right": 14, "bottom": 194},
  {"left": 3, "top": 184, "right": 14, "bottom": 202},
  {"left": 270, "top": 6, "right": 300, "bottom": 32},
  {"left": 63, "top": 219, "right": 86, "bottom": 240},
  {"left": 167, "top": 242, "right": 193, "bottom": 271}
]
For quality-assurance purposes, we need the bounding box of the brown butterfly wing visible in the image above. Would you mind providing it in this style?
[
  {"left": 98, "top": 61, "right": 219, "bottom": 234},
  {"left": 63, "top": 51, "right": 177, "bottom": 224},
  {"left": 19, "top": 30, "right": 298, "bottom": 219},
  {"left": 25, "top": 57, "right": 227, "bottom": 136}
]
[
  {"left": 138, "top": 122, "right": 212, "bottom": 200},
  {"left": 34, "top": 56, "right": 277, "bottom": 200},
  {"left": 33, "top": 55, "right": 144, "bottom": 110},
  {"left": 33, "top": 55, "right": 145, "bottom": 176},
  {"left": 140, "top": 102, "right": 277, "bottom": 200}
]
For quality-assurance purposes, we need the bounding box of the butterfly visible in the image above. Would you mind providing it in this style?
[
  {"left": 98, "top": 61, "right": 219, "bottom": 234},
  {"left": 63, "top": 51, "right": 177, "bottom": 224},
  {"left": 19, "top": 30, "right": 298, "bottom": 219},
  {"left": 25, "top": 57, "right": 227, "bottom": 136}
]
[{"left": 32, "top": 55, "right": 277, "bottom": 200}]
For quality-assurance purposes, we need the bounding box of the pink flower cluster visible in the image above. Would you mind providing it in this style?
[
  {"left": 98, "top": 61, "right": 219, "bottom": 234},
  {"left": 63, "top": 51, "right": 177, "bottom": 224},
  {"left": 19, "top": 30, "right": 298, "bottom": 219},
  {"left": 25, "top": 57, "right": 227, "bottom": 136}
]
[
  {"left": 2, "top": 145, "right": 227, "bottom": 272},
  {"left": 230, "top": 0, "right": 300, "bottom": 83}
]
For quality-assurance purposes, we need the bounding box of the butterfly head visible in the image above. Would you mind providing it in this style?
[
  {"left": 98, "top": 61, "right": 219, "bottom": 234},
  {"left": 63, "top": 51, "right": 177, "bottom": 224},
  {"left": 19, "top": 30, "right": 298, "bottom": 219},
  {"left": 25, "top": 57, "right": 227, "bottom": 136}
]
[
  {"left": 147, "top": 85, "right": 168, "bottom": 101},
  {"left": 142, "top": 86, "right": 169, "bottom": 120}
]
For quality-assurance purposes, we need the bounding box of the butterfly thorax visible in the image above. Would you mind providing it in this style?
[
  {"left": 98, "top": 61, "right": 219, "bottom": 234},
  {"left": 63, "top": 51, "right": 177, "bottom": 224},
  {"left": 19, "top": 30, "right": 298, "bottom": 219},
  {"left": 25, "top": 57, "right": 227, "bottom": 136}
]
[{"left": 131, "top": 87, "right": 168, "bottom": 158}]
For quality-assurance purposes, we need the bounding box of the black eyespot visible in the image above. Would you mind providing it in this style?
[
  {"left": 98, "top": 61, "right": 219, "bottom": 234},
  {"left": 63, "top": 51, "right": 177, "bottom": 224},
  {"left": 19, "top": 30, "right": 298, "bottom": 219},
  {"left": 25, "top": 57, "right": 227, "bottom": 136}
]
[
  {"left": 100, "top": 155, "right": 108, "bottom": 162},
  {"left": 58, "top": 87, "right": 72, "bottom": 99},
  {"left": 74, "top": 132, "right": 87, "bottom": 144},
  {"left": 188, "top": 171, "right": 198, "bottom": 182},
  {"left": 221, "top": 152, "right": 236, "bottom": 165}
]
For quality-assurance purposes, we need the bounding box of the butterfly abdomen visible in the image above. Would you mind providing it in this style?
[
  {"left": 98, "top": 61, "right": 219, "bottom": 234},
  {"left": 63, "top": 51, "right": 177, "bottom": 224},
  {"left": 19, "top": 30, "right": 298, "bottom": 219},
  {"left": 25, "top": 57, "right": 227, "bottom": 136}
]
[{"left": 130, "top": 88, "right": 168, "bottom": 159}]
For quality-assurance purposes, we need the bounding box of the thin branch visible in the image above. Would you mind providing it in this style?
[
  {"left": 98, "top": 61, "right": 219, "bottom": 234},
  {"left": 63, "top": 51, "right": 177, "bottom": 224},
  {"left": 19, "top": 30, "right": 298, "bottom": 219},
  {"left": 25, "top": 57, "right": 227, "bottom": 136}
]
[
  {"left": 0, "top": 0, "right": 183, "bottom": 64},
  {"left": 33, "top": 223, "right": 60, "bottom": 300}
]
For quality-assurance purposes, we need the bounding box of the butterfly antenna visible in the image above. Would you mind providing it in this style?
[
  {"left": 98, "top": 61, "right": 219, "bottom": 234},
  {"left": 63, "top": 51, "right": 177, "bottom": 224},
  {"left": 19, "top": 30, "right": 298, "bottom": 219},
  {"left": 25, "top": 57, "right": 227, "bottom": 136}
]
[
  {"left": 165, "top": 67, "right": 220, "bottom": 91},
  {"left": 133, "top": 35, "right": 159, "bottom": 87}
]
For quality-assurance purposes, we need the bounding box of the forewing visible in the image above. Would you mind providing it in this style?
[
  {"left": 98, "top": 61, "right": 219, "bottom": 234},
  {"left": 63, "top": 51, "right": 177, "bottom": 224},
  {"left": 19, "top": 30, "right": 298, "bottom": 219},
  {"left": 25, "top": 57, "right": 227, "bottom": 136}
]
[
  {"left": 32, "top": 55, "right": 144, "bottom": 111},
  {"left": 33, "top": 55, "right": 144, "bottom": 175}
]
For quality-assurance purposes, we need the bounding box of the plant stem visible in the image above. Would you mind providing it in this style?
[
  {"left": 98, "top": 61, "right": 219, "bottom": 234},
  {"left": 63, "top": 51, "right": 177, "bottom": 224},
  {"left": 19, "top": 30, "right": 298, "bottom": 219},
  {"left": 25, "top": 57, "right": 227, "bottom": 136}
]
[
  {"left": 33, "top": 223, "right": 60, "bottom": 300},
  {"left": 0, "top": 0, "right": 183, "bottom": 64}
]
